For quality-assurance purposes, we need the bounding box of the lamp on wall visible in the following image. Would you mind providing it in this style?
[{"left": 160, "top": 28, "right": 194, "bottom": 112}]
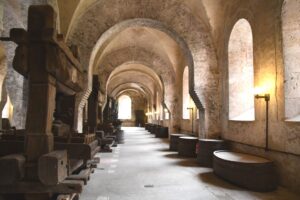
[
  {"left": 254, "top": 87, "right": 270, "bottom": 151},
  {"left": 187, "top": 107, "right": 194, "bottom": 134}
]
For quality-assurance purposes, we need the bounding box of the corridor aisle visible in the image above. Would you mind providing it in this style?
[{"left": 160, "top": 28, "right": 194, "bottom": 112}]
[{"left": 80, "top": 127, "right": 299, "bottom": 200}]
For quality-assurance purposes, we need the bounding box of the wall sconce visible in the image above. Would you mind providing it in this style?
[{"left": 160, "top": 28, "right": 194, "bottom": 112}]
[
  {"left": 187, "top": 107, "right": 194, "bottom": 134},
  {"left": 255, "top": 94, "right": 270, "bottom": 102},
  {"left": 254, "top": 91, "right": 270, "bottom": 151},
  {"left": 145, "top": 112, "right": 151, "bottom": 116}
]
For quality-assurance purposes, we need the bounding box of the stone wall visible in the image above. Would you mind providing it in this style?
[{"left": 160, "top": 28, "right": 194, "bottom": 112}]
[
  {"left": 2, "top": 0, "right": 31, "bottom": 129},
  {"left": 207, "top": 0, "right": 300, "bottom": 193},
  {"left": 1, "top": 0, "right": 59, "bottom": 129},
  {"left": 282, "top": 0, "right": 300, "bottom": 121}
]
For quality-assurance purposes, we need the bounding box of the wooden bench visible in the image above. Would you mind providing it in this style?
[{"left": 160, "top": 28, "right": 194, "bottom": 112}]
[
  {"left": 178, "top": 136, "right": 198, "bottom": 157},
  {"left": 213, "top": 150, "right": 278, "bottom": 191},
  {"left": 196, "top": 139, "right": 228, "bottom": 167}
]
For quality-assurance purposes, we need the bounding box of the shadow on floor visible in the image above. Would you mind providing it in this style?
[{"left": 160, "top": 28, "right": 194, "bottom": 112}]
[
  {"left": 176, "top": 159, "right": 200, "bottom": 167},
  {"left": 157, "top": 138, "right": 170, "bottom": 144},
  {"left": 198, "top": 171, "right": 243, "bottom": 191},
  {"left": 156, "top": 148, "right": 171, "bottom": 152},
  {"left": 164, "top": 153, "right": 182, "bottom": 159}
]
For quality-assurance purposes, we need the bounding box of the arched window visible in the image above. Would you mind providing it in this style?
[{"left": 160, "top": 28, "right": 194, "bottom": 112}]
[
  {"left": 2, "top": 96, "right": 13, "bottom": 121},
  {"left": 228, "top": 19, "right": 255, "bottom": 121},
  {"left": 156, "top": 91, "right": 161, "bottom": 121},
  {"left": 282, "top": 0, "right": 300, "bottom": 121},
  {"left": 182, "top": 66, "right": 190, "bottom": 119},
  {"left": 118, "top": 95, "right": 132, "bottom": 119}
]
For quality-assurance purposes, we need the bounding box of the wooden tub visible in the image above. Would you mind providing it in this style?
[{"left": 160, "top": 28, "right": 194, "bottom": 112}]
[
  {"left": 213, "top": 150, "right": 278, "bottom": 192},
  {"left": 196, "top": 139, "right": 228, "bottom": 167},
  {"left": 178, "top": 136, "right": 198, "bottom": 157}
]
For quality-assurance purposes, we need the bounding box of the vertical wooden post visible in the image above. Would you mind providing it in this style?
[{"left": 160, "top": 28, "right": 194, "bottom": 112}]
[
  {"left": 87, "top": 76, "right": 99, "bottom": 132},
  {"left": 22, "top": 6, "right": 57, "bottom": 180}
]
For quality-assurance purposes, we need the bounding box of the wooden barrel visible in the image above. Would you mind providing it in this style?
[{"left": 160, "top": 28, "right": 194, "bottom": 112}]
[
  {"left": 116, "top": 130, "right": 125, "bottom": 144},
  {"left": 178, "top": 136, "right": 198, "bottom": 157},
  {"left": 153, "top": 125, "right": 161, "bottom": 135},
  {"left": 169, "top": 133, "right": 186, "bottom": 151},
  {"left": 155, "top": 127, "right": 168, "bottom": 138},
  {"left": 196, "top": 139, "right": 228, "bottom": 167},
  {"left": 145, "top": 123, "right": 151, "bottom": 132},
  {"left": 148, "top": 124, "right": 155, "bottom": 134},
  {"left": 213, "top": 150, "right": 278, "bottom": 192}
]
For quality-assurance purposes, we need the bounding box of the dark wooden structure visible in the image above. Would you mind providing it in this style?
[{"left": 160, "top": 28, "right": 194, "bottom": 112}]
[
  {"left": 155, "top": 126, "right": 168, "bottom": 138},
  {"left": 213, "top": 150, "right": 278, "bottom": 192},
  {"left": 196, "top": 139, "right": 228, "bottom": 167},
  {"left": 87, "top": 76, "right": 100, "bottom": 132},
  {"left": 169, "top": 133, "right": 187, "bottom": 151},
  {"left": 0, "top": 5, "right": 99, "bottom": 200},
  {"left": 178, "top": 136, "right": 198, "bottom": 157}
]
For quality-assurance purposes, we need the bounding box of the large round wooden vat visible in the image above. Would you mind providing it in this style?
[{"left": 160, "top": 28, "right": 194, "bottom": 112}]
[
  {"left": 178, "top": 136, "right": 198, "bottom": 157},
  {"left": 213, "top": 150, "right": 277, "bottom": 192}
]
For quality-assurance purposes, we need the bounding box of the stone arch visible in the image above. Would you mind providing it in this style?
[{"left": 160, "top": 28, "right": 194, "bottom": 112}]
[
  {"left": 107, "top": 66, "right": 164, "bottom": 114},
  {"left": 108, "top": 69, "right": 161, "bottom": 98},
  {"left": 108, "top": 72, "right": 158, "bottom": 96},
  {"left": 98, "top": 46, "right": 171, "bottom": 95},
  {"left": 110, "top": 81, "right": 155, "bottom": 118},
  {"left": 67, "top": 0, "right": 219, "bottom": 135},
  {"left": 111, "top": 83, "right": 151, "bottom": 100}
]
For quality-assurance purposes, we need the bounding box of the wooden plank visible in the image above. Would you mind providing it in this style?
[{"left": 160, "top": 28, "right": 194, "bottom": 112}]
[
  {"left": 87, "top": 157, "right": 100, "bottom": 168},
  {"left": 54, "top": 143, "right": 91, "bottom": 160},
  {"left": 67, "top": 168, "right": 91, "bottom": 185},
  {"left": 69, "top": 159, "right": 84, "bottom": 174},
  {"left": 0, "top": 180, "right": 83, "bottom": 194}
]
